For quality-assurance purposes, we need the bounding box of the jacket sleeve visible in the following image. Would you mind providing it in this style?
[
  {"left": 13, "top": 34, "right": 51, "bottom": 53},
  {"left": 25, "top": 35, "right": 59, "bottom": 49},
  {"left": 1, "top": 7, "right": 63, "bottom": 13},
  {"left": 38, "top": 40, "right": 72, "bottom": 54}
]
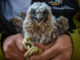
[
  {"left": 0, "top": 12, "right": 17, "bottom": 53},
  {"left": 70, "top": 29, "right": 80, "bottom": 60},
  {"left": 70, "top": 1, "right": 80, "bottom": 59},
  {"left": 0, "top": 13, "right": 17, "bottom": 33}
]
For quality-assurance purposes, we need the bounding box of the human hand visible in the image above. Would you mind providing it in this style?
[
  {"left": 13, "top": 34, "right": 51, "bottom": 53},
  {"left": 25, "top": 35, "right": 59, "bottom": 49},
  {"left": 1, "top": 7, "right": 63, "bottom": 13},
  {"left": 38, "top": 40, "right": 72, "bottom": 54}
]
[
  {"left": 29, "top": 34, "right": 72, "bottom": 60},
  {"left": 3, "top": 33, "right": 26, "bottom": 60}
]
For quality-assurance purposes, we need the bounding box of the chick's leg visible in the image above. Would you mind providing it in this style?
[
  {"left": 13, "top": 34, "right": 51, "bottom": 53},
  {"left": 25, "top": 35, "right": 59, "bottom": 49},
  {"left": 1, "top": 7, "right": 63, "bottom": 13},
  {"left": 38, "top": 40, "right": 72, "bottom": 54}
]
[{"left": 23, "top": 36, "right": 38, "bottom": 57}]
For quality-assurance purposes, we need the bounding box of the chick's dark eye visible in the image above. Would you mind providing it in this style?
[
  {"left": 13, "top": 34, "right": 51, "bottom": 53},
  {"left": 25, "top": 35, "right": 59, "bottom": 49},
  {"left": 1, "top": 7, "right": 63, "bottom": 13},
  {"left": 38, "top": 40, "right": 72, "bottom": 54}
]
[
  {"left": 31, "top": 9, "right": 35, "bottom": 14},
  {"left": 43, "top": 10, "right": 49, "bottom": 15},
  {"left": 43, "top": 11, "right": 46, "bottom": 14},
  {"left": 40, "top": 18, "right": 43, "bottom": 21}
]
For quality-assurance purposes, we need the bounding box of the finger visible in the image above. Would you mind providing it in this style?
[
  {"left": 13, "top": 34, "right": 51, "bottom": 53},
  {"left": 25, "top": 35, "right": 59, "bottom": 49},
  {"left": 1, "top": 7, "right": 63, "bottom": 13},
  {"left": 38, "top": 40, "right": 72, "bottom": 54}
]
[
  {"left": 12, "top": 41, "right": 25, "bottom": 57},
  {"left": 4, "top": 38, "right": 24, "bottom": 57},
  {"left": 29, "top": 45, "right": 60, "bottom": 60},
  {"left": 5, "top": 44, "right": 24, "bottom": 57},
  {"left": 51, "top": 35, "right": 72, "bottom": 60},
  {"left": 5, "top": 45, "right": 24, "bottom": 60},
  {"left": 36, "top": 43, "right": 60, "bottom": 60},
  {"left": 51, "top": 53, "right": 67, "bottom": 60},
  {"left": 30, "top": 55, "right": 39, "bottom": 60},
  {"left": 35, "top": 43, "right": 46, "bottom": 50},
  {"left": 3, "top": 34, "right": 25, "bottom": 60},
  {"left": 5, "top": 51, "right": 24, "bottom": 60},
  {"left": 16, "top": 39, "right": 26, "bottom": 53},
  {"left": 52, "top": 47, "right": 72, "bottom": 60},
  {"left": 35, "top": 42, "right": 56, "bottom": 50},
  {"left": 16, "top": 34, "right": 26, "bottom": 52},
  {"left": 30, "top": 55, "right": 49, "bottom": 60},
  {"left": 16, "top": 33, "right": 23, "bottom": 41}
]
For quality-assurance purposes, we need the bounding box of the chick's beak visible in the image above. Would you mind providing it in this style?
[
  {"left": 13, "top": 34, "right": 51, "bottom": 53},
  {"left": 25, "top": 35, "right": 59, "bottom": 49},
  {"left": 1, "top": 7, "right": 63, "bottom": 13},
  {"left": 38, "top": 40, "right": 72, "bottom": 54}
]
[
  {"left": 35, "top": 14, "right": 43, "bottom": 25},
  {"left": 35, "top": 17, "right": 43, "bottom": 25}
]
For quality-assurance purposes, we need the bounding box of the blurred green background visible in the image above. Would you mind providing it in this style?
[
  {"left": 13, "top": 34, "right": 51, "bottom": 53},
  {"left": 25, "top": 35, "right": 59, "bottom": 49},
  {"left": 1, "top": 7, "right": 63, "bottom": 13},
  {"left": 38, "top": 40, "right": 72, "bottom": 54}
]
[{"left": 0, "top": 34, "right": 6, "bottom": 60}]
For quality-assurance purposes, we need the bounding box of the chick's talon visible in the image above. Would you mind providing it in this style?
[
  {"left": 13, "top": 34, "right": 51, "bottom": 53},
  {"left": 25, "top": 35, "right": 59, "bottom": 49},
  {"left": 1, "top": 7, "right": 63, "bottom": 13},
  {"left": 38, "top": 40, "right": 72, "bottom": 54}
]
[
  {"left": 23, "top": 39, "right": 27, "bottom": 49},
  {"left": 25, "top": 36, "right": 30, "bottom": 41},
  {"left": 29, "top": 46, "right": 38, "bottom": 55},
  {"left": 24, "top": 46, "right": 38, "bottom": 57}
]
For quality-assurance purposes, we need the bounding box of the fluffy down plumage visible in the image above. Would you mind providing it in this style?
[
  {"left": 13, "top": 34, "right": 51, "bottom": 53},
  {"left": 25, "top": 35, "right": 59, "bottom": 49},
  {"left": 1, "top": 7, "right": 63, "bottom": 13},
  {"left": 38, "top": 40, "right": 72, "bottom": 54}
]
[{"left": 23, "top": 2, "right": 69, "bottom": 45}]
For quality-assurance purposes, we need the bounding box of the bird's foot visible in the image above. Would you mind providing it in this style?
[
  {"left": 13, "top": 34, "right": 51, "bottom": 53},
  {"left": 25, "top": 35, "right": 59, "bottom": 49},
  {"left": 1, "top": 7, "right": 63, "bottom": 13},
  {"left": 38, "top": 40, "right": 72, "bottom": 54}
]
[{"left": 24, "top": 46, "right": 38, "bottom": 57}]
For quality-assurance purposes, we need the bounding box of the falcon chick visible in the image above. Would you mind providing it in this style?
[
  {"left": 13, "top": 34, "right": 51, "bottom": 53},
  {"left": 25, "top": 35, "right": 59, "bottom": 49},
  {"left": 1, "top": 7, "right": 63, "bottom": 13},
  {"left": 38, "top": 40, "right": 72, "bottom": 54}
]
[{"left": 23, "top": 2, "right": 69, "bottom": 45}]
